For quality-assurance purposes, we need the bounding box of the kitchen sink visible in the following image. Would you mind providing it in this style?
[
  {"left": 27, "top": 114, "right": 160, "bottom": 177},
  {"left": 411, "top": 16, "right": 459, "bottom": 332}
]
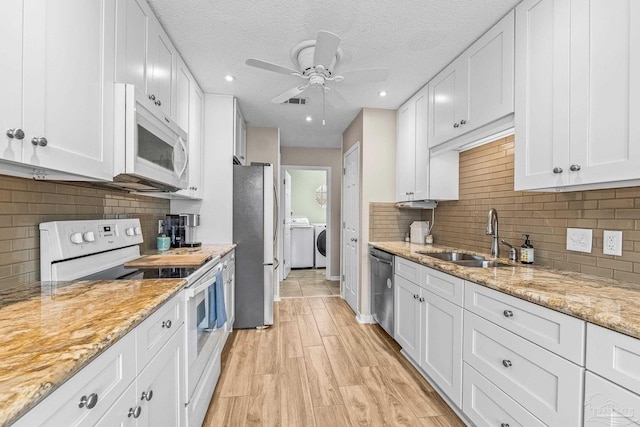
[
  {"left": 419, "top": 252, "right": 486, "bottom": 262},
  {"left": 452, "top": 260, "right": 511, "bottom": 268}
]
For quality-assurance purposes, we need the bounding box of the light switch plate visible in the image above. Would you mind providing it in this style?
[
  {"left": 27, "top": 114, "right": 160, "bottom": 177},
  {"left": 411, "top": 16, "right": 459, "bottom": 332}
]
[
  {"left": 603, "top": 230, "right": 623, "bottom": 256},
  {"left": 567, "top": 228, "right": 593, "bottom": 253}
]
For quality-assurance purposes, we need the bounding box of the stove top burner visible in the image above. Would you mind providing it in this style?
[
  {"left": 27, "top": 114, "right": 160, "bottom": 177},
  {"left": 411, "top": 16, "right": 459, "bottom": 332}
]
[{"left": 79, "top": 264, "right": 197, "bottom": 281}]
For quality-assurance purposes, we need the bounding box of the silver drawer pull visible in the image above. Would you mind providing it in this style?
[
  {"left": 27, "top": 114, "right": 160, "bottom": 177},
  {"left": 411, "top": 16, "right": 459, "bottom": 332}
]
[
  {"left": 413, "top": 294, "right": 419, "bottom": 299},
  {"left": 79, "top": 393, "right": 98, "bottom": 409},
  {"left": 502, "top": 359, "right": 512, "bottom": 368},
  {"left": 419, "top": 297, "right": 425, "bottom": 303},
  {"left": 162, "top": 320, "right": 172, "bottom": 328},
  {"left": 503, "top": 310, "right": 513, "bottom": 318},
  {"left": 141, "top": 390, "right": 153, "bottom": 401},
  {"left": 128, "top": 406, "right": 142, "bottom": 418},
  {"left": 501, "top": 424, "right": 510, "bottom": 427}
]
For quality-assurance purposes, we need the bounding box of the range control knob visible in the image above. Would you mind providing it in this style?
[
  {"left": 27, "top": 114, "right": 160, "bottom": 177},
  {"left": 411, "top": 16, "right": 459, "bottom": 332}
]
[
  {"left": 125, "top": 228, "right": 135, "bottom": 237},
  {"left": 70, "top": 232, "right": 84, "bottom": 244},
  {"left": 83, "top": 231, "right": 96, "bottom": 242},
  {"left": 134, "top": 227, "right": 142, "bottom": 235}
]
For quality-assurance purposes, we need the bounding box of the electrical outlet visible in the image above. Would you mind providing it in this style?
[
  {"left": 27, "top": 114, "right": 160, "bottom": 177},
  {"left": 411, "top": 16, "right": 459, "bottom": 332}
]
[
  {"left": 603, "top": 230, "right": 623, "bottom": 256},
  {"left": 566, "top": 228, "right": 593, "bottom": 253},
  {"left": 158, "top": 219, "right": 165, "bottom": 235}
]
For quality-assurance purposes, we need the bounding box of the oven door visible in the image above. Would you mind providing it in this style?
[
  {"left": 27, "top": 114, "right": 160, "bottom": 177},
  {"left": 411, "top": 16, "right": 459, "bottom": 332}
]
[
  {"left": 185, "top": 264, "right": 226, "bottom": 400},
  {"left": 119, "top": 84, "right": 189, "bottom": 190}
]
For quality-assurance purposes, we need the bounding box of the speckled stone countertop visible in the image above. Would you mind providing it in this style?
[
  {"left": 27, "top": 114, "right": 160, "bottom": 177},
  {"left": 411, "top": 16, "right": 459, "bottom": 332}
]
[
  {"left": 143, "top": 243, "right": 236, "bottom": 259},
  {"left": 0, "top": 278, "right": 187, "bottom": 426},
  {"left": 370, "top": 241, "right": 640, "bottom": 340}
]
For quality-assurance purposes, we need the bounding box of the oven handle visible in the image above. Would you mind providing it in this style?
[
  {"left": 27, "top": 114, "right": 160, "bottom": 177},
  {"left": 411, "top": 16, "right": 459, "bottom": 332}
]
[{"left": 186, "top": 266, "right": 223, "bottom": 298}]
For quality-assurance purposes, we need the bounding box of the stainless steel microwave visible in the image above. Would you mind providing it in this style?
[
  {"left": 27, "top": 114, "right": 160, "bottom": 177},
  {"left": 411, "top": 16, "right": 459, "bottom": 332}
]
[{"left": 113, "top": 83, "right": 188, "bottom": 192}]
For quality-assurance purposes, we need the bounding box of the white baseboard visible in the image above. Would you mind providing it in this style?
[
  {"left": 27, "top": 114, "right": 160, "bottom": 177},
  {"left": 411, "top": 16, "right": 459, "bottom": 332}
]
[
  {"left": 356, "top": 313, "right": 374, "bottom": 324},
  {"left": 329, "top": 275, "right": 340, "bottom": 281},
  {"left": 274, "top": 295, "right": 281, "bottom": 302}
]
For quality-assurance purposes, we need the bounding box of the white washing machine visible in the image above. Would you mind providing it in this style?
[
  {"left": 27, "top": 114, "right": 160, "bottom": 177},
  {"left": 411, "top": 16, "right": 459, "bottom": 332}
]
[
  {"left": 313, "top": 223, "right": 327, "bottom": 268},
  {"left": 291, "top": 217, "right": 314, "bottom": 268}
]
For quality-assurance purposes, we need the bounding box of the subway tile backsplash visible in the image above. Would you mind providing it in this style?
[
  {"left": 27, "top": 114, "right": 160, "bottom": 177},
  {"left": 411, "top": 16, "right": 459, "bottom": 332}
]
[
  {"left": 370, "top": 135, "right": 640, "bottom": 284},
  {"left": 0, "top": 175, "right": 169, "bottom": 290}
]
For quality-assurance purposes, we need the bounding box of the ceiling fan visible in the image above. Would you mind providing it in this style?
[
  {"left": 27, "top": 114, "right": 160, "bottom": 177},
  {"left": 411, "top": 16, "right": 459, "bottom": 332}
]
[{"left": 246, "top": 31, "right": 388, "bottom": 124}]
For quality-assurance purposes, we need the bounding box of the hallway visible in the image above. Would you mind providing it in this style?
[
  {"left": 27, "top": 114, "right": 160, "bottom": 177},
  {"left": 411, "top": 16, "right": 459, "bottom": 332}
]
[
  {"left": 203, "top": 297, "right": 464, "bottom": 426},
  {"left": 280, "top": 269, "right": 340, "bottom": 297}
]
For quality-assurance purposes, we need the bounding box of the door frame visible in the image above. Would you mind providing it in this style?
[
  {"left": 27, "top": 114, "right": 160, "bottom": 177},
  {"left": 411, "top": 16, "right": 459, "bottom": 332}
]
[
  {"left": 279, "top": 164, "right": 332, "bottom": 282},
  {"left": 341, "top": 143, "right": 360, "bottom": 313}
]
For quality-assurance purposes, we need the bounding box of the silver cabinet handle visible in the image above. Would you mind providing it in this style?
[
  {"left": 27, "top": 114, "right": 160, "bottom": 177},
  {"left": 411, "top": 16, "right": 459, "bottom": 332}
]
[
  {"left": 31, "top": 137, "right": 47, "bottom": 147},
  {"left": 128, "top": 406, "right": 142, "bottom": 418},
  {"left": 164, "top": 117, "right": 170, "bottom": 123},
  {"left": 419, "top": 297, "right": 425, "bottom": 303},
  {"left": 502, "top": 359, "right": 512, "bottom": 368},
  {"left": 413, "top": 294, "right": 419, "bottom": 299},
  {"left": 453, "top": 123, "right": 460, "bottom": 128},
  {"left": 570, "top": 164, "right": 581, "bottom": 172},
  {"left": 553, "top": 167, "right": 563, "bottom": 174},
  {"left": 79, "top": 393, "right": 98, "bottom": 409},
  {"left": 141, "top": 390, "right": 153, "bottom": 401},
  {"left": 501, "top": 424, "right": 510, "bottom": 427},
  {"left": 503, "top": 310, "right": 513, "bottom": 318},
  {"left": 155, "top": 100, "right": 162, "bottom": 106},
  {"left": 460, "top": 119, "right": 467, "bottom": 125},
  {"left": 149, "top": 94, "right": 156, "bottom": 101},
  {"left": 162, "top": 320, "right": 172, "bottom": 328},
  {"left": 223, "top": 263, "right": 228, "bottom": 269},
  {"left": 6, "top": 128, "right": 25, "bottom": 140}
]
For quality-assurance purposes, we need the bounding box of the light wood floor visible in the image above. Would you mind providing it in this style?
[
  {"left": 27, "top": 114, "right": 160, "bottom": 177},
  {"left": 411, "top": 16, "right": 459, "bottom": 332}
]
[
  {"left": 280, "top": 269, "right": 340, "bottom": 297},
  {"left": 203, "top": 297, "right": 465, "bottom": 427}
]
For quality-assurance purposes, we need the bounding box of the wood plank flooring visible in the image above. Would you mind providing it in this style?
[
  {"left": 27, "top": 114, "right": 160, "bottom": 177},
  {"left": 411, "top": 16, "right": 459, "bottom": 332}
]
[{"left": 203, "top": 296, "right": 465, "bottom": 427}]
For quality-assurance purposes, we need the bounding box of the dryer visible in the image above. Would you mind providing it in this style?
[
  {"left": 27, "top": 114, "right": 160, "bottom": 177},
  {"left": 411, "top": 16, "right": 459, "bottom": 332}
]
[{"left": 313, "top": 223, "right": 327, "bottom": 268}]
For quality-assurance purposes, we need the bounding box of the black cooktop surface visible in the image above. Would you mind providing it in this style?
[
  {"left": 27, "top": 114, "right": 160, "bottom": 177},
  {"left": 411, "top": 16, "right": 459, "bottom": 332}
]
[{"left": 79, "top": 265, "right": 197, "bottom": 281}]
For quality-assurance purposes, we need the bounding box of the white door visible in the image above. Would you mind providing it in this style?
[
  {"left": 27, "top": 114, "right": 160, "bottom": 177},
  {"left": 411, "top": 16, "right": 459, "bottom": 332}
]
[
  {"left": 0, "top": 0, "right": 24, "bottom": 163},
  {"left": 283, "top": 170, "right": 292, "bottom": 279},
  {"left": 343, "top": 145, "right": 359, "bottom": 314}
]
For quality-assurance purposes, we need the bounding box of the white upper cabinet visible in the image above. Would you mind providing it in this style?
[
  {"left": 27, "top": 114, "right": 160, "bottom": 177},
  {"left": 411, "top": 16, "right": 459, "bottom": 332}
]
[
  {"left": 174, "top": 77, "right": 204, "bottom": 200},
  {"left": 176, "top": 58, "right": 191, "bottom": 134},
  {"left": 116, "top": 0, "right": 177, "bottom": 122},
  {"left": 18, "top": 0, "right": 115, "bottom": 180},
  {"left": 234, "top": 100, "right": 247, "bottom": 164},
  {"left": 396, "top": 95, "right": 418, "bottom": 201},
  {"left": 515, "top": 0, "right": 640, "bottom": 191},
  {"left": 429, "top": 11, "right": 514, "bottom": 148}
]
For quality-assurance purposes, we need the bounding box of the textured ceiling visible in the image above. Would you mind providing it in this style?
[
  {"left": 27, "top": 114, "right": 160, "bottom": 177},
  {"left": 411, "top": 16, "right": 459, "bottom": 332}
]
[{"left": 148, "top": 0, "right": 521, "bottom": 148}]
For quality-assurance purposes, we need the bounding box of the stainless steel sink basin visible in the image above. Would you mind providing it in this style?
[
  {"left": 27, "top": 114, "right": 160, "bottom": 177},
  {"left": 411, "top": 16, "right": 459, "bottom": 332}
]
[
  {"left": 452, "top": 260, "right": 511, "bottom": 268},
  {"left": 420, "top": 252, "right": 485, "bottom": 262}
]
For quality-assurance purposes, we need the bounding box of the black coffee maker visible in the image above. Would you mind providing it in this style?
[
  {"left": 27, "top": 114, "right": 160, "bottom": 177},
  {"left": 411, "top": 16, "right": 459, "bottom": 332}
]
[{"left": 164, "top": 214, "right": 202, "bottom": 248}]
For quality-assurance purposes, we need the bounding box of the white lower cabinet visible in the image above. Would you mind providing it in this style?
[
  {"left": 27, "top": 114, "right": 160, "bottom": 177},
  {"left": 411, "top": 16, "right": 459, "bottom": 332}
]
[
  {"left": 463, "top": 362, "right": 545, "bottom": 427},
  {"left": 394, "top": 274, "right": 422, "bottom": 362},
  {"left": 584, "top": 372, "right": 640, "bottom": 426}
]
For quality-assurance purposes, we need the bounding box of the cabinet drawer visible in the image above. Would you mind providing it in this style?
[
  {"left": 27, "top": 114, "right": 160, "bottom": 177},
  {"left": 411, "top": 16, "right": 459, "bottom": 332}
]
[
  {"left": 463, "top": 363, "right": 545, "bottom": 427},
  {"left": 587, "top": 323, "right": 640, "bottom": 396},
  {"left": 420, "top": 267, "right": 464, "bottom": 306},
  {"left": 14, "top": 331, "right": 136, "bottom": 427},
  {"left": 465, "top": 281, "right": 585, "bottom": 364},
  {"left": 464, "top": 311, "right": 584, "bottom": 426},
  {"left": 584, "top": 371, "right": 640, "bottom": 426},
  {"left": 136, "top": 293, "right": 183, "bottom": 370},
  {"left": 395, "top": 257, "right": 419, "bottom": 283}
]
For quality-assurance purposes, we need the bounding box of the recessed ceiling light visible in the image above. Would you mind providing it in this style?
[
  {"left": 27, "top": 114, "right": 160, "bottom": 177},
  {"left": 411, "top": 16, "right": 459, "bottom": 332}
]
[
  {"left": 305, "top": 116, "right": 312, "bottom": 122},
  {"left": 378, "top": 91, "right": 387, "bottom": 97},
  {"left": 224, "top": 74, "right": 235, "bottom": 82}
]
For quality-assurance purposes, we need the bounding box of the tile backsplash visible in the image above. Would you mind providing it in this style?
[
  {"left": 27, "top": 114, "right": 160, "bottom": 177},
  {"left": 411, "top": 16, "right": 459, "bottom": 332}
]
[
  {"left": 370, "top": 134, "right": 640, "bottom": 283},
  {"left": 0, "top": 175, "right": 169, "bottom": 289}
]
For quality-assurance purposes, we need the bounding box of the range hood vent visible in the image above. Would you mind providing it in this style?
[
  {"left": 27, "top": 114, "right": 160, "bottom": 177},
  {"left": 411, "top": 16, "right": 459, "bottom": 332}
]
[
  {"left": 396, "top": 200, "right": 438, "bottom": 209},
  {"left": 109, "top": 174, "right": 181, "bottom": 192}
]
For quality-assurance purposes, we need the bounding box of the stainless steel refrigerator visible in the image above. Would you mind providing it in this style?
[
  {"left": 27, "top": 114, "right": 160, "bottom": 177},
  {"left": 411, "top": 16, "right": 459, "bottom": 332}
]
[{"left": 233, "top": 164, "right": 275, "bottom": 328}]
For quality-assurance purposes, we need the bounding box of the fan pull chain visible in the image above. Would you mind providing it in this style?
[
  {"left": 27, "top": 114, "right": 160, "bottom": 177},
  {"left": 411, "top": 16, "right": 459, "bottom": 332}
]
[{"left": 322, "top": 89, "right": 326, "bottom": 126}]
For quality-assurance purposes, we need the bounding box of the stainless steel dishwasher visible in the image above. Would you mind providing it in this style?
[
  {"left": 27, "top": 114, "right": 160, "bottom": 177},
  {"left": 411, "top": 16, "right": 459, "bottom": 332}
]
[{"left": 370, "top": 247, "right": 394, "bottom": 337}]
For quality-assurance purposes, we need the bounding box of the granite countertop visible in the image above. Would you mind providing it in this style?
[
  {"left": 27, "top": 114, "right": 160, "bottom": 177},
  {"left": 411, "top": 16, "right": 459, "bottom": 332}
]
[
  {"left": 143, "top": 243, "right": 236, "bottom": 259},
  {"left": 0, "top": 278, "right": 187, "bottom": 426},
  {"left": 370, "top": 241, "right": 640, "bottom": 340}
]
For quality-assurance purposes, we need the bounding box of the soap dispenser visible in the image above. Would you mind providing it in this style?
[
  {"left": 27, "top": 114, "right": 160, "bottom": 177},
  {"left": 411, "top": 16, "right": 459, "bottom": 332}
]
[{"left": 520, "top": 234, "right": 534, "bottom": 264}]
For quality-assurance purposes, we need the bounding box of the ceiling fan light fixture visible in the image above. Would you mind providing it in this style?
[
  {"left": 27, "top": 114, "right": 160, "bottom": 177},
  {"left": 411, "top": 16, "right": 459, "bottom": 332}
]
[{"left": 224, "top": 74, "right": 235, "bottom": 82}]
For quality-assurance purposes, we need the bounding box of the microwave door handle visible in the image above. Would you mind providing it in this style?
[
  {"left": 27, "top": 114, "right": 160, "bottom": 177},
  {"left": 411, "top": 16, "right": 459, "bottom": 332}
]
[{"left": 176, "top": 137, "right": 188, "bottom": 178}]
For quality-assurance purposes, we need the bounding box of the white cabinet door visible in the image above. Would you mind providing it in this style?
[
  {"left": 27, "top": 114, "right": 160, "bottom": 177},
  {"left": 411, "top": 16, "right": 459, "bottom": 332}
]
[
  {"left": 413, "top": 89, "right": 430, "bottom": 201},
  {"left": 115, "top": 0, "right": 151, "bottom": 99},
  {"left": 188, "top": 83, "right": 204, "bottom": 199},
  {"left": 0, "top": 0, "right": 24, "bottom": 164},
  {"left": 428, "top": 61, "right": 467, "bottom": 148},
  {"left": 149, "top": 25, "right": 176, "bottom": 120},
  {"left": 95, "top": 382, "right": 138, "bottom": 427},
  {"left": 22, "top": 0, "right": 116, "bottom": 180},
  {"left": 514, "top": 0, "right": 571, "bottom": 191},
  {"left": 396, "top": 100, "right": 416, "bottom": 201},
  {"left": 234, "top": 101, "right": 246, "bottom": 164},
  {"left": 137, "top": 324, "right": 185, "bottom": 427},
  {"left": 464, "top": 11, "right": 514, "bottom": 133},
  {"left": 568, "top": 0, "right": 640, "bottom": 187},
  {"left": 175, "top": 58, "right": 191, "bottom": 134},
  {"left": 584, "top": 372, "right": 640, "bottom": 426},
  {"left": 394, "top": 275, "right": 421, "bottom": 362},
  {"left": 419, "top": 290, "right": 463, "bottom": 407}
]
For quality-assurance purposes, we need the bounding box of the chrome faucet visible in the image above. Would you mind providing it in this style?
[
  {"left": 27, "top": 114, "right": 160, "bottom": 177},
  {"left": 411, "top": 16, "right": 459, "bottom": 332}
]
[{"left": 486, "top": 208, "right": 499, "bottom": 258}]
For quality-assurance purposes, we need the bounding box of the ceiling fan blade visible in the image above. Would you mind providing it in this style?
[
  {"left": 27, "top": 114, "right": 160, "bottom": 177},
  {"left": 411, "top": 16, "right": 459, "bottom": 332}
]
[
  {"left": 337, "top": 68, "right": 390, "bottom": 84},
  {"left": 313, "top": 31, "right": 341, "bottom": 67},
  {"left": 246, "top": 59, "right": 300, "bottom": 76},
  {"left": 271, "top": 85, "right": 309, "bottom": 103},
  {"left": 324, "top": 87, "right": 348, "bottom": 109}
]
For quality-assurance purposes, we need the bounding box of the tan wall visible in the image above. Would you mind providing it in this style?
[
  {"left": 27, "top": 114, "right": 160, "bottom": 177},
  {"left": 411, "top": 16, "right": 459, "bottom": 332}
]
[
  {"left": 369, "top": 203, "right": 422, "bottom": 242},
  {"left": 281, "top": 147, "right": 342, "bottom": 278},
  {"left": 342, "top": 110, "right": 363, "bottom": 155},
  {"left": 0, "top": 175, "right": 169, "bottom": 290},
  {"left": 432, "top": 135, "right": 640, "bottom": 283}
]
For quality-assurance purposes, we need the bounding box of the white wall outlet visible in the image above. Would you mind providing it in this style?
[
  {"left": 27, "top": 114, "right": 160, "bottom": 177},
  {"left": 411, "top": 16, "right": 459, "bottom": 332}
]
[
  {"left": 603, "top": 230, "right": 623, "bottom": 256},
  {"left": 567, "top": 228, "right": 593, "bottom": 253}
]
